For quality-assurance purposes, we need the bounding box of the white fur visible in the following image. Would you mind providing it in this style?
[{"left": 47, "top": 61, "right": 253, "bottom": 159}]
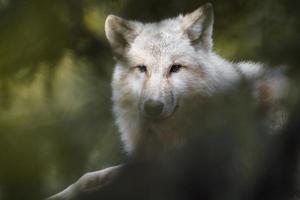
[{"left": 108, "top": 4, "right": 265, "bottom": 153}]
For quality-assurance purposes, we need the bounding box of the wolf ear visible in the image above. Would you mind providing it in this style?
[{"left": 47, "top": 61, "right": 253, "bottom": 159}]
[
  {"left": 105, "top": 15, "right": 141, "bottom": 56},
  {"left": 182, "top": 3, "right": 214, "bottom": 52}
]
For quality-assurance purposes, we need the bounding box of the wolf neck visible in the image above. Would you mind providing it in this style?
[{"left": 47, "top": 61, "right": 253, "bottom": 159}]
[
  {"left": 201, "top": 52, "right": 240, "bottom": 94},
  {"left": 203, "top": 52, "right": 263, "bottom": 94}
]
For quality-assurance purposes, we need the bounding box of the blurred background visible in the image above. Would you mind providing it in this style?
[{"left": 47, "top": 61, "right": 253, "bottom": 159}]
[{"left": 0, "top": 0, "right": 299, "bottom": 200}]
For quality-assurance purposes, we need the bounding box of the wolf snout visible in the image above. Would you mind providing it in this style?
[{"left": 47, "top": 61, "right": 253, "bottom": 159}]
[{"left": 143, "top": 99, "right": 164, "bottom": 117}]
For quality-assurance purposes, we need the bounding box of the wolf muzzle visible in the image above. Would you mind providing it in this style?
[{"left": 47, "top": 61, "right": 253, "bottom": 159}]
[{"left": 143, "top": 99, "right": 164, "bottom": 118}]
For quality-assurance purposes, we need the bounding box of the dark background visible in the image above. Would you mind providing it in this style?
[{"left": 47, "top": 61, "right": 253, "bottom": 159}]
[{"left": 0, "top": 0, "right": 299, "bottom": 199}]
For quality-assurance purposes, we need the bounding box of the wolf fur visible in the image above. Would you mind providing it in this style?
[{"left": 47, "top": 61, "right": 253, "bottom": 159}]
[{"left": 48, "top": 3, "right": 287, "bottom": 199}]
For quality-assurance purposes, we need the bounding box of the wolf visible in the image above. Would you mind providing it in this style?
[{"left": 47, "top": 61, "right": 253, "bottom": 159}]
[{"left": 48, "top": 3, "right": 287, "bottom": 199}]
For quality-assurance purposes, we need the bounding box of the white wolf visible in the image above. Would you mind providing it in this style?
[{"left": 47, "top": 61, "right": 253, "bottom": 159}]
[{"left": 48, "top": 3, "right": 287, "bottom": 199}]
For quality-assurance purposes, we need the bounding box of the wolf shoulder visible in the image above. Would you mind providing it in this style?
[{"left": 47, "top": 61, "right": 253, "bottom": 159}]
[{"left": 237, "top": 61, "right": 289, "bottom": 99}]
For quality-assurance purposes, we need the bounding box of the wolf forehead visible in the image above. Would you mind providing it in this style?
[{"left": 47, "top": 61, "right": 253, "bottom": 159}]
[{"left": 133, "top": 23, "right": 191, "bottom": 55}]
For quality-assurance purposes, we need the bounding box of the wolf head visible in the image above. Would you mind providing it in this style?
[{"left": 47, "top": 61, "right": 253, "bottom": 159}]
[{"left": 105, "top": 3, "right": 215, "bottom": 119}]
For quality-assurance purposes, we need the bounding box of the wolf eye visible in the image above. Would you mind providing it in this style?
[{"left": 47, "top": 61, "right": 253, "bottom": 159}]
[
  {"left": 137, "top": 65, "right": 147, "bottom": 73},
  {"left": 170, "top": 64, "right": 182, "bottom": 73}
]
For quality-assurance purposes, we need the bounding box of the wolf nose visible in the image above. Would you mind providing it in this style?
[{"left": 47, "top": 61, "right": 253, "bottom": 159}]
[{"left": 144, "top": 100, "right": 164, "bottom": 117}]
